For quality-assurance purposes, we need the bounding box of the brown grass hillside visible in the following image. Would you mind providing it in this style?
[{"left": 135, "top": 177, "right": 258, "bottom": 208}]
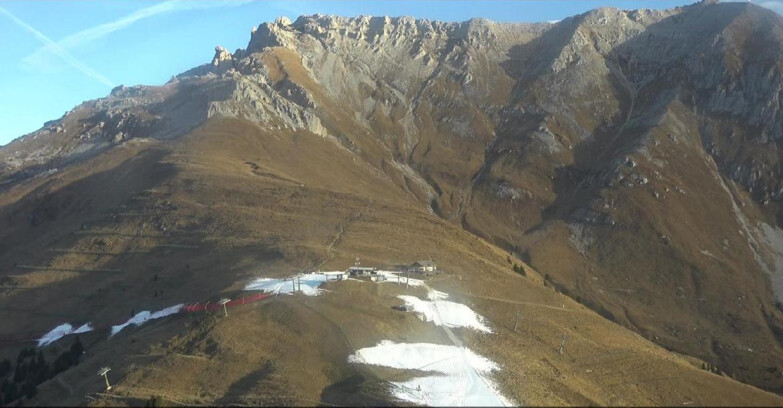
[{"left": 0, "top": 118, "right": 779, "bottom": 405}]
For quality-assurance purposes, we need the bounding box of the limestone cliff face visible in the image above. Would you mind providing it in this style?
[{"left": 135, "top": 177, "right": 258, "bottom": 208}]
[{"left": 4, "top": 0, "right": 783, "bottom": 393}]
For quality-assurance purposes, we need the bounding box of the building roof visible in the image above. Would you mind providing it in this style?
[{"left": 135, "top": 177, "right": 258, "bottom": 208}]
[{"left": 412, "top": 260, "right": 436, "bottom": 267}]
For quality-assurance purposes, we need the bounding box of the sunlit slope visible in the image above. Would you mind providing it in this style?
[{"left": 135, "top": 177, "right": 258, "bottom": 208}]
[{"left": 0, "top": 118, "right": 778, "bottom": 405}]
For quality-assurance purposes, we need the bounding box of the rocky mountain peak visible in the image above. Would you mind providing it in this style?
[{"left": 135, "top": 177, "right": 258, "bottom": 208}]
[
  {"left": 245, "top": 17, "right": 294, "bottom": 53},
  {"left": 5, "top": 6, "right": 783, "bottom": 397},
  {"left": 211, "top": 45, "right": 235, "bottom": 74},
  {"left": 275, "top": 16, "right": 292, "bottom": 26}
]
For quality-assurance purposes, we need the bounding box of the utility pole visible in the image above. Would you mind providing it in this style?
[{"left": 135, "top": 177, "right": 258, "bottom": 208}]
[
  {"left": 219, "top": 298, "right": 230, "bottom": 317},
  {"left": 292, "top": 278, "right": 296, "bottom": 293},
  {"left": 513, "top": 310, "right": 520, "bottom": 332},
  {"left": 406, "top": 269, "right": 410, "bottom": 289},
  {"left": 558, "top": 334, "right": 568, "bottom": 355},
  {"left": 97, "top": 367, "right": 112, "bottom": 391}
]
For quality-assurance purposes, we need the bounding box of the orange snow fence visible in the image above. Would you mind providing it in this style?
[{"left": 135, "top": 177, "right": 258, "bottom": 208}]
[{"left": 181, "top": 292, "right": 272, "bottom": 313}]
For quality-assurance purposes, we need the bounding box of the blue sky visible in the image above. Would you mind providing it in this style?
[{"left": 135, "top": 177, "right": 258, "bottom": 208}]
[{"left": 0, "top": 0, "right": 776, "bottom": 146}]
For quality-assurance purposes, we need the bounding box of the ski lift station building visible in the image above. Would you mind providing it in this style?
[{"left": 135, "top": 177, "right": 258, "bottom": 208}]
[{"left": 347, "top": 266, "right": 376, "bottom": 276}]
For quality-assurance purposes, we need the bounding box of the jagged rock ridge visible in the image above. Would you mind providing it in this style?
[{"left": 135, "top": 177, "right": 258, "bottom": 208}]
[{"left": 3, "top": 0, "right": 783, "bottom": 395}]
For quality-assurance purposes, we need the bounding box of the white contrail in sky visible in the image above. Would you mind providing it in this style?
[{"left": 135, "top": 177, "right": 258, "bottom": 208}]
[
  {"left": 0, "top": 5, "right": 115, "bottom": 88},
  {"left": 23, "top": 0, "right": 253, "bottom": 68}
]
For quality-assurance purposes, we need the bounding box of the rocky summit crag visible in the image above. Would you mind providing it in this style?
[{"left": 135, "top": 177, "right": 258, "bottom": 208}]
[{"left": 3, "top": 0, "right": 783, "bottom": 403}]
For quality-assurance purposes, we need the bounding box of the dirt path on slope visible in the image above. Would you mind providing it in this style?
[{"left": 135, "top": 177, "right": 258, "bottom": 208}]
[{"left": 448, "top": 291, "right": 584, "bottom": 313}]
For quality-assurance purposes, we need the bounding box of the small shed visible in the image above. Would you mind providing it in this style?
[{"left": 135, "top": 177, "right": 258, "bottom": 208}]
[{"left": 410, "top": 260, "right": 437, "bottom": 273}]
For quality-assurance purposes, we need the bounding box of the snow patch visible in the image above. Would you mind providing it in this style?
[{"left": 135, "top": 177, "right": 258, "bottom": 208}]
[
  {"left": 244, "top": 270, "right": 433, "bottom": 296},
  {"left": 349, "top": 340, "right": 511, "bottom": 406},
  {"left": 375, "top": 271, "right": 447, "bottom": 300},
  {"left": 38, "top": 323, "right": 93, "bottom": 347},
  {"left": 397, "top": 295, "right": 492, "bottom": 333},
  {"left": 110, "top": 304, "right": 183, "bottom": 337},
  {"left": 427, "top": 289, "right": 449, "bottom": 301},
  {"left": 376, "top": 270, "right": 427, "bottom": 287},
  {"left": 244, "top": 272, "right": 345, "bottom": 296}
]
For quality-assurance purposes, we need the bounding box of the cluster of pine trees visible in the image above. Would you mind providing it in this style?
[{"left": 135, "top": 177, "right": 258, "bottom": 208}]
[
  {"left": 0, "top": 337, "right": 83, "bottom": 406},
  {"left": 701, "top": 361, "right": 724, "bottom": 376},
  {"left": 506, "top": 256, "right": 527, "bottom": 277}
]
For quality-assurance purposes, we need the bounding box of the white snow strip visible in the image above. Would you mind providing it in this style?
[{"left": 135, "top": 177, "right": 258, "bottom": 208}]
[
  {"left": 243, "top": 272, "right": 346, "bottom": 296},
  {"left": 398, "top": 295, "right": 492, "bottom": 333},
  {"left": 349, "top": 340, "right": 511, "bottom": 406},
  {"left": 427, "top": 290, "right": 449, "bottom": 301},
  {"left": 73, "top": 322, "right": 93, "bottom": 334},
  {"left": 376, "top": 270, "right": 426, "bottom": 287},
  {"left": 38, "top": 322, "right": 94, "bottom": 347},
  {"left": 38, "top": 324, "right": 74, "bottom": 347},
  {"left": 375, "top": 270, "right": 447, "bottom": 300},
  {"left": 110, "top": 304, "right": 183, "bottom": 337}
]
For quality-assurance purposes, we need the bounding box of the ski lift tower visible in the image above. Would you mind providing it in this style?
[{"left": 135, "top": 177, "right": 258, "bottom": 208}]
[
  {"left": 218, "top": 298, "right": 231, "bottom": 317},
  {"left": 355, "top": 257, "right": 361, "bottom": 268},
  {"left": 97, "top": 367, "right": 112, "bottom": 391}
]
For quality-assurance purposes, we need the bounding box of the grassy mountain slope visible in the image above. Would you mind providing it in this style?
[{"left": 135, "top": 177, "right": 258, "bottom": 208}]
[
  {"left": 3, "top": 0, "right": 783, "bottom": 403},
  {"left": 0, "top": 118, "right": 779, "bottom": 405}
]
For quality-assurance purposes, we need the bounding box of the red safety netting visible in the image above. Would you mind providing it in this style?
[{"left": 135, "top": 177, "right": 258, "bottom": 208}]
[
  {"left": 1, "top": 291, "right": 275, "bottom": 345},
  {"left": 181, "top": 292, "right": 273, "bottom": 313}
]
